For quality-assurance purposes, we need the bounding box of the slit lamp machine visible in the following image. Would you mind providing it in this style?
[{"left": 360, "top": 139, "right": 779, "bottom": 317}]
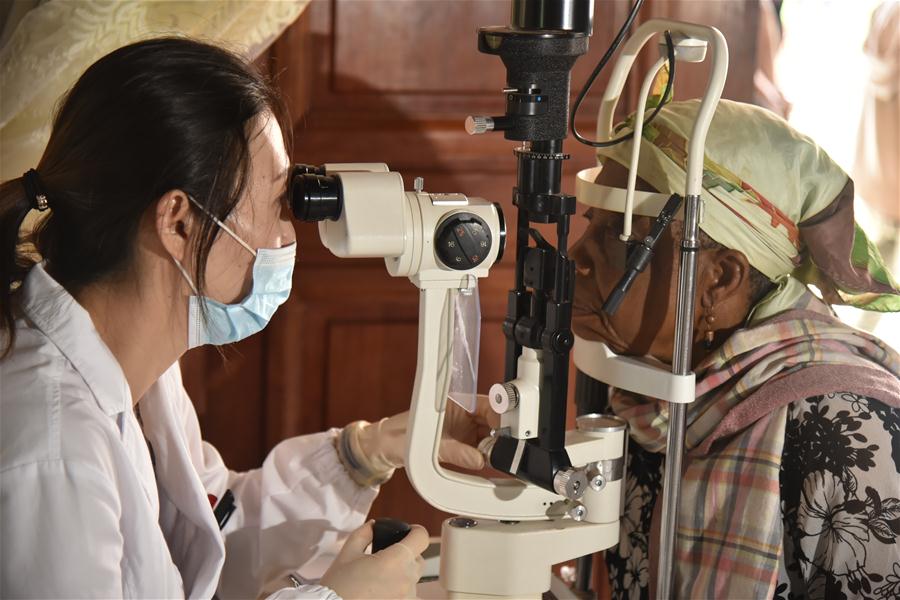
[{"left": 288, "top": 1, "right": 728, "bottom": 598}]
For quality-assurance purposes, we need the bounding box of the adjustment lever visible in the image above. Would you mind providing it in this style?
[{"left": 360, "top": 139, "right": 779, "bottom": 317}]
[
  {"left": 603, "top": 193, "right": 684, "bottom": 315},
  {"left": 371, "top": 517, "right": 412, "bottom": 553},
  {"left": 528, "top": 228, "right": 555, "bottom": 251},
  {"left": 465, "top": 115, "right": 513, "bottom": 135}
]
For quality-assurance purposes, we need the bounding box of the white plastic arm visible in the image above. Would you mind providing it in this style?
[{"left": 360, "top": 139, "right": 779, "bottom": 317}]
[
  {"left": 622, "top": 54, "right": 668, "bottom": 241},
  {"left": 405, "top": 286, "right": 561, "bottom": 521}
]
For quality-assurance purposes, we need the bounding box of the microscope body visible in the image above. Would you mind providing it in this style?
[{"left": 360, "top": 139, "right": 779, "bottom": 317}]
[
  {"left": 312, "top": 163, "right": 500, "bottom": 287},
  {"left": 290, "top": 159, "right": 625, "bottom": 598},
  {"left": 466, "top": 0, "right": 594, "bottom": 509},
  {"left": 288, "top": 2, "right": 629, "bottom": 598}
]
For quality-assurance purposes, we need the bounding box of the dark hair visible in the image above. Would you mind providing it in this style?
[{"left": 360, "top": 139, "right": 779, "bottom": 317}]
[{"left": 0, "top": 37, "right": 291, "bottom": 355}]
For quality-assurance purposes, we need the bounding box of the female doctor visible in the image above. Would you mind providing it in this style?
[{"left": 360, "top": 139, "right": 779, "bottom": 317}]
[{"left": 0, "top": 38, "right": 495, "bottom": 599}]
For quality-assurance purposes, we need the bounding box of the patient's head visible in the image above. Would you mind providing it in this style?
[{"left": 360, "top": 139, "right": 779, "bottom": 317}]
[
  {"left": 570, "top": 98, "right": 900, "bottom": 364},
  {"left": 570, "top": 160, "right": 771, "bottom": 365}
]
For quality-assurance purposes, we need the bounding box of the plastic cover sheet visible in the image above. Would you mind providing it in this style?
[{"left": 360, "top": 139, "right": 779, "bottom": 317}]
[{"left": 447, "top": 284, "right": 481, "bottom": 413}]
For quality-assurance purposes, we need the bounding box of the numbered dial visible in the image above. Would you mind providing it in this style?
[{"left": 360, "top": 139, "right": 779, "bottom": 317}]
[{"left": 434, "top": 213, "right": 492, "bottom": 270}]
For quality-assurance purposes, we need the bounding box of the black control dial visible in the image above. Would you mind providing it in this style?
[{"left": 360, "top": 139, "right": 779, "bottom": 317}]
[
  {"left": 434, "top": 213, "right": 492, "bottom": 270},
  {"left": 371, "top": 517, "right": 411, "bottom": 553}
]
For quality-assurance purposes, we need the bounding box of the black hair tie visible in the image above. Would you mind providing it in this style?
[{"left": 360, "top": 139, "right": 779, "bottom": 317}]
[{"left": 22, "top": 169, "right": 50, "bottom": 211}]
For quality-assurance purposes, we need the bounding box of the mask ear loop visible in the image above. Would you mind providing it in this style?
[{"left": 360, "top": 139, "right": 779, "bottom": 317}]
[
  {"left": 186, "top": 195, "right": 258, "bottom": 257},
  {"left": 172, "top": 257, "right": 200, "bottom": 295}
]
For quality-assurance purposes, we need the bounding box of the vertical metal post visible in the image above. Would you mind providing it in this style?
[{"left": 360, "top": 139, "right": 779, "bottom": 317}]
[{"left": 656, "top": 193, "right": 702, "bottom": 599}]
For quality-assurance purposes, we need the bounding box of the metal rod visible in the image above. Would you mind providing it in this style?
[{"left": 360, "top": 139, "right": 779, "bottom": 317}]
[
  {"left": 575, "top": 554, "right": 593, "bottom": 593},
  {"left": 656, "top": 402, "right": 686, "bottom": 599},
  {"left": 656, "top": 193, "right": 702, "bottom": 599}
]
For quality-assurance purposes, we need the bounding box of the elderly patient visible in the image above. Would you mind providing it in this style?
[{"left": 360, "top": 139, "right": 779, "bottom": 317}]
[{"left": 570, "top": 100, "right": 900, "bottom": 599}]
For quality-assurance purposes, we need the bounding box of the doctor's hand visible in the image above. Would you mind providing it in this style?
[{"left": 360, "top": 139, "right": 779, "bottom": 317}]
[
  {"left": 357, "top": 394, "right": 500, "bottom": 471},
  {"left": 320, "top": 520, "right": 428, "bottom": 599}
]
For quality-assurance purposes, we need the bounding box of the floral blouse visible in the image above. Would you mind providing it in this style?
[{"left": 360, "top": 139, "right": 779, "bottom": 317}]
[{"left": 604, "top": 392, "right": 900, "bottom": 599}]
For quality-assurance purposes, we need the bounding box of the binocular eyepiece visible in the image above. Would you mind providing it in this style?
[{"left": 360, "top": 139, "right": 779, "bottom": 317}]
[
  {"left": 285, "top": 162, "right": 503, "bottom": 272},
  {"left": 289, "top": 164, "right": 343, "bottom": 222}
]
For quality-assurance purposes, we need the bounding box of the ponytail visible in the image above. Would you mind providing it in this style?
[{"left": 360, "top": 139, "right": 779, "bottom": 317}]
[{"left": 0, "top": 173, "right": 45, "bottom": 356}]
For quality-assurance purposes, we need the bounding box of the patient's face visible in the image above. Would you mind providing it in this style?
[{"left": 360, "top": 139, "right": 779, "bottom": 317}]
[{"left": 570, "top": 162, "right": 682, "bottom": 362}]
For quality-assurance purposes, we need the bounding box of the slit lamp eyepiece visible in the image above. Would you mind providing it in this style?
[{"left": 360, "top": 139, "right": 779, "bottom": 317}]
[{"left": 289, "top": 164, "right": 343, "bottom": 222}]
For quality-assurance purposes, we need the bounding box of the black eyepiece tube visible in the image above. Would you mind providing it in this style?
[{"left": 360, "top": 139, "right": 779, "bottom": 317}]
[
  {"left": 602, "top": 193, "right": 684, "bottom": 315},
  {"left": 289, "top": 165, "right": 343, "bottom": 222},
  {"left": 293, "top": 163, "right": 326, "bottom": 176}
]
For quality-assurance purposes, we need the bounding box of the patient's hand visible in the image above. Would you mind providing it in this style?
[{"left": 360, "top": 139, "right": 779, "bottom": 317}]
[
  {"left": 441, "top": 394, "right": 501, "bottom": 469},
  {"left": 357, "top": 395, "right": 500, "bottom": 471}
]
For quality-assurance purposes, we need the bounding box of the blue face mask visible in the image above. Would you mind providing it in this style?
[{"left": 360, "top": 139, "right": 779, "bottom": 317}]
[{"left": 173, "top": 198, "right": 296, "bottom": 349}]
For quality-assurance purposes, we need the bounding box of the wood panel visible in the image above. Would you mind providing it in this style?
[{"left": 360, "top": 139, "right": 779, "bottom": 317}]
[{"left": 333, "top": 1, "right": 509, "bottom": 93}]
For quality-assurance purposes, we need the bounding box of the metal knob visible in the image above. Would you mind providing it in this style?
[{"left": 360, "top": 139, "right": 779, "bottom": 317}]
[
  {"left": 448, "top": 517, "right": 478, "bottom": 528},
  {"left": 589, "top": 472, "right": 606, "bottom": 492},
  {"left": 489, "top": 382, "right": 519, "bottom": 414},
  {"left": 465, "top": 115, "right": 495, "bottom": 135},
  {"left": 567, "top": 503, "right": 587, "bottom": 522},
  {"left": 553, "top": 468, "right": 588, "bottom": 500}
]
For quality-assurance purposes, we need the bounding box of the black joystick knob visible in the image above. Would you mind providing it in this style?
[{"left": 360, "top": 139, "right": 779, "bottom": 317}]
[
  {"left": 371, "top": 517, "right": 412, "bottom": 553},
  {"left": 434, "top": 213, "right": 492, "bottom": 271}
]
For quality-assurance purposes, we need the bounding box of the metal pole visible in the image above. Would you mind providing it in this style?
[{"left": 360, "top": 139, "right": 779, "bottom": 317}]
[
  {"left": 575, "top": 554, "right": 593, "bottom": 594},
  {"left": 656, "top": 193, "right": 702, "bottom": 599}
]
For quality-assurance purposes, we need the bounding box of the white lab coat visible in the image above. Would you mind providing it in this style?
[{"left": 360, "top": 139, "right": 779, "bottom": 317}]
[{"left": 0, "top": 264, "right": 379, "bottom": 599}]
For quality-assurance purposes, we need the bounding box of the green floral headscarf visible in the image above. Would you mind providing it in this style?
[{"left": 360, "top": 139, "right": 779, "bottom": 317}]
[{"left": 594, "top": 99, "right": 900, "bottom": 315}]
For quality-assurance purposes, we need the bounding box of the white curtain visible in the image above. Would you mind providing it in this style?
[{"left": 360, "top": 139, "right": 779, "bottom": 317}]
[{"left": 0, "top": 0, "right": 310, "bottom": 181}]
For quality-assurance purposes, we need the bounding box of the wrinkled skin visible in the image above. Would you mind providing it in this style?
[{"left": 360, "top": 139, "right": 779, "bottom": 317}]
[{"left": 570, "top": 160, "right": 756, "bottom": 367}]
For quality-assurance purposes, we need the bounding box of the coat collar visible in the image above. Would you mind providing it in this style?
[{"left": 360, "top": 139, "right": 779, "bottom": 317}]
[{"left": 20, "top": 263, "right": 131, "bottom": 416}]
